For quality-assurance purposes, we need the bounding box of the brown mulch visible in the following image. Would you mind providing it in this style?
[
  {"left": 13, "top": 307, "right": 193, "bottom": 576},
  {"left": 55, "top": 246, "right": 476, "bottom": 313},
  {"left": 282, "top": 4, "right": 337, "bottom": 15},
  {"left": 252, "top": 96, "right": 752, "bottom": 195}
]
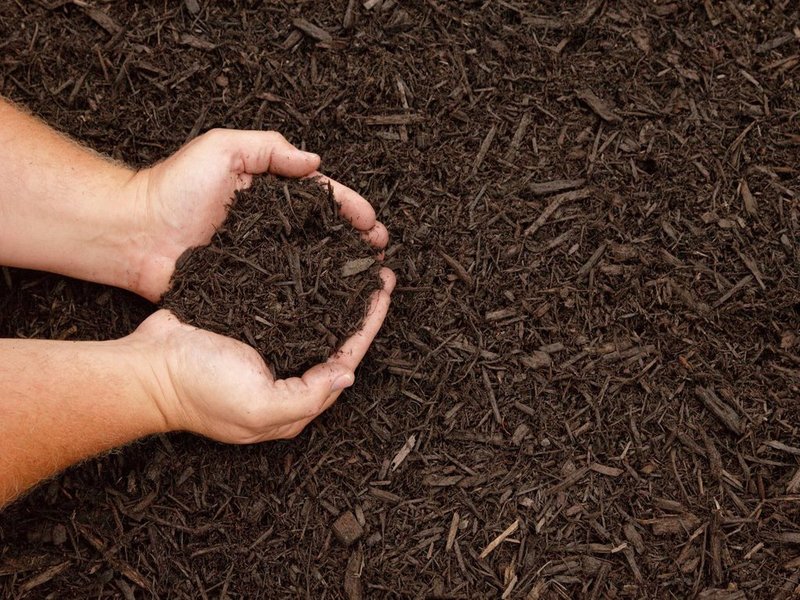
[
  {"left": 161, "top": 176, "right": 381, "bottom": 378},
  {"left": 1, "top": 1, "right": 799, "bottom": 598}
]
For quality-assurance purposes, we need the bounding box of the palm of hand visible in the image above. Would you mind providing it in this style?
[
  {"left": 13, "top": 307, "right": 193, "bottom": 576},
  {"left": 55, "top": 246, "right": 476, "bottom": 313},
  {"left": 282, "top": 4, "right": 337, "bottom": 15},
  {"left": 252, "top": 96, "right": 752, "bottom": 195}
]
[
  {"left": 127, "top": 130, "right": 322, "bottom": 301},
  {"left": 137, "top": 311, "right": 320, "bottom": 443}
]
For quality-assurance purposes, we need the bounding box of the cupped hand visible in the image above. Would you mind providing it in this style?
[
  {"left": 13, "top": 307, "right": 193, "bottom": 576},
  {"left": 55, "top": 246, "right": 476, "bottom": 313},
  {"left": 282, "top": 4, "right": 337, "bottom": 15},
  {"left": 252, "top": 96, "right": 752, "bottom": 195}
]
[
  {"left": 132, "top": 268, "right": 395, "bottom": 444},
  {"left": 124, "top": 128, "right": 389, "bottom": 302}
]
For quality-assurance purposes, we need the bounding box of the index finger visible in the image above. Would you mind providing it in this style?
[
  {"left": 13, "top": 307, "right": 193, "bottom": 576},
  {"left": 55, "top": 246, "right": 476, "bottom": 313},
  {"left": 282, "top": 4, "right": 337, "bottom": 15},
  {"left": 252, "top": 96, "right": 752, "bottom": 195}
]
[
  {"left": 308, "top": 172, "right": 377, "bottom": 232},
  {"left": 327, "top": 267, "right": 395, "bottom": 373}
]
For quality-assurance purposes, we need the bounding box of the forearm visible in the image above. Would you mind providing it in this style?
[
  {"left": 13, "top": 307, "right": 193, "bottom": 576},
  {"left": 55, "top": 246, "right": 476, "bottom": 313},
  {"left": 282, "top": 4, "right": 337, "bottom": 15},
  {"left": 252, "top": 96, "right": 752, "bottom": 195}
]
[
  {"left": 0, "top": 337, "right": 167, "bottom": 506},
  {"left": 0, "top": 97, "right": 144, "bottom": 292}
]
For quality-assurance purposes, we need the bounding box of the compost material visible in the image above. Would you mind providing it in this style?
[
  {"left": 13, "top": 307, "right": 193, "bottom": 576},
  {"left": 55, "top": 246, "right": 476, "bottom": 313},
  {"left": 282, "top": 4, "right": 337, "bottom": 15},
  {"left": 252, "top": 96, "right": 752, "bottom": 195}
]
[
  {"left": 1, "top": 1, "right": 799, "bottom": 598},
  {"left": 160, "top": 176, "right": 381, "bottom": 378}
]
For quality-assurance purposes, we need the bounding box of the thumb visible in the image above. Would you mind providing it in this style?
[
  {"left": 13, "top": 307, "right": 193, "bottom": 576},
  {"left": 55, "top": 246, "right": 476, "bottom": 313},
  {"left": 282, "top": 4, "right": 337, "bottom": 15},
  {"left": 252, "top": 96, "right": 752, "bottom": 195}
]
[
  {"left": 272, "top": 363, "right": 354, "bottom": 423},
  {"left": 213, "top": 129, "right": 321, "bottom": 177}
]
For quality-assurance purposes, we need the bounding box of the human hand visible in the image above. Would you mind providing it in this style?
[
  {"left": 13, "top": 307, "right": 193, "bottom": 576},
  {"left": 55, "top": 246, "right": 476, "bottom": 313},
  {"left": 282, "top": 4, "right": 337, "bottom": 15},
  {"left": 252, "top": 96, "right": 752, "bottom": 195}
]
[
  {"left": 123, "top": 128, "right": 389, "bottom": 302},
  {"left": 130, "top": 268, "right": 395, "bottom": 443}
]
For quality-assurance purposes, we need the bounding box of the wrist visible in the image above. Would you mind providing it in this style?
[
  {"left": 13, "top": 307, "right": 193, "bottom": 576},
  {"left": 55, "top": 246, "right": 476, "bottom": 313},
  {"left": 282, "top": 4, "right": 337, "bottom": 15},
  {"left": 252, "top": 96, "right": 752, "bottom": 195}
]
[
  {"left": 118, "top": 169, "right": 185, "bottom": 302},
  {"left": 117, "top": 332, "right": 174, "bottom": 436},
  {"left": 124, "top": 314, "right": 192, "bottom": 434}
]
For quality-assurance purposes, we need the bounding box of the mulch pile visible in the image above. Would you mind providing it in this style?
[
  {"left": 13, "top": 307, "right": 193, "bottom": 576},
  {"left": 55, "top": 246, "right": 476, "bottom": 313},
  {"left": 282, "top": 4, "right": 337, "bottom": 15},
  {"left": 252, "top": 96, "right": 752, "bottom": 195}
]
[
  {"left": 161, "top": 176, "right": 381, "bottom": 378},
  {"left": 1, "top": 1, "right": 799, "bottom": 598}
]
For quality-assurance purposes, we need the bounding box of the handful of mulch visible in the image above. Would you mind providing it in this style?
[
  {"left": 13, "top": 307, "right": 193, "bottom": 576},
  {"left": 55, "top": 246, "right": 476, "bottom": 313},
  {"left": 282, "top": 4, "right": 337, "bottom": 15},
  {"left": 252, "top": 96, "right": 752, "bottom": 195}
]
[{"left": 160, "top": 176, "right": 382, "bottom": 378}]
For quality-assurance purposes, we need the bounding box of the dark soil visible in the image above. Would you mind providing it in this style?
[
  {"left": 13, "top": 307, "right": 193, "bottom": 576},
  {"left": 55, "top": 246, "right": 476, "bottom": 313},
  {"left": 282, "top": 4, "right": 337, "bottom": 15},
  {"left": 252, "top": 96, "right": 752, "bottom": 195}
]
[
  {"left": 1, "top": 1, "right": 800, "bottom": 598},
  {"left": 161, "top": 176, "right": 381, "bottom": 378}
]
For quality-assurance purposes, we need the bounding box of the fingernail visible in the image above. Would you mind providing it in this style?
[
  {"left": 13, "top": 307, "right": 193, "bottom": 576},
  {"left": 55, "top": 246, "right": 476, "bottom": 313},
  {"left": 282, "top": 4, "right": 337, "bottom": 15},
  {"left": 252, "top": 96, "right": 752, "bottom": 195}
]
[
  {"left": 331, "top": 372, "right": 355, "bottom": 392},
  {"left": 300, "top": 150, "right": 320, "bottom": 161}
]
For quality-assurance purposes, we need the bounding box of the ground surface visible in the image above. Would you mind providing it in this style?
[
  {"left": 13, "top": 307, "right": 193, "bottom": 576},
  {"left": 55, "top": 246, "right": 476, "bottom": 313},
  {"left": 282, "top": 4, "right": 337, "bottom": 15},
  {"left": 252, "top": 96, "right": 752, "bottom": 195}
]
[{"left": 1, "top": 1, "right": 799, "bottom": 598}]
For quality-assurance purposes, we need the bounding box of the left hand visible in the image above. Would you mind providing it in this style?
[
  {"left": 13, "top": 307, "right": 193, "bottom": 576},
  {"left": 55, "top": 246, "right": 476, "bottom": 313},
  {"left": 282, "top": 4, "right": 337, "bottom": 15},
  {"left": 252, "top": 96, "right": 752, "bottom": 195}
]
[
  {"left": 122, "top": 128, "right": 389, "bottom": 301},
  {"left": 128, "top": 267, "right": 395, "bottom": 444}
]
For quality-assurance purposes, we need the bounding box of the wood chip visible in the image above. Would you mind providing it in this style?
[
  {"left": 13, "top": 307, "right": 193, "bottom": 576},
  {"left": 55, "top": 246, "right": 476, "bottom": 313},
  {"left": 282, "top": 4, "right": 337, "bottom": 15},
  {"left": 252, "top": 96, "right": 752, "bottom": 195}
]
[
  {"left": 292, "top": 18, "right": 333, "bottom": 43},
  {"left": 577, "top": 243, "right": 607, "bottom": 279},
  {"left": 341, "top": 258, "right": 375, "bottom": 277},
  {"left": 590, "top": 463, "right": 623, "bottom": 477},
  {"left": 363, "top": 114, "right": 425, "bottom": 126},
  {"left": 764, "top": 440, "right": 800, "bottom": 456},
  {"left": 332, "top": 511, "right": 364, "bottom": 546},
  {"left": 644, "top": 513, "right": 701, "bottom": 536},
  {"left": 471, "top": 124, "right": 497, "bottom": 176},
  {"left": 479, "top": 519, "right": 519, "bottom": 559},
  {"left": 623, "top": 523, "right": 645, "bottom": 554},
  {"left": 343, "top": 0, "right": 358, "bottom": 29},
  {"left": 528, "top": 179, "right": 586, "bottom": 195},
  {"left": 80, "top": 5, "right": 122, "bottom": 34},
  {"left": 369, "top": 487, "right": 401, "bottom": 503},
  {"left": 481, "top": 367, "right": 502, "bottom": 425},
  {"left": 76, "top": 524, "right": 150, "bottom": 590},
  {"left": 19, "top": 562, "right": 71, "bottom": 594},
  {"left": 576, "top": 89, "right": 622, "bottom": 123},
  {"left": 520, "top": 351, "right": 552, "bottom": 370},
  {"left": 423, "top": 475, "right": 464, "bottom": 487},
  {"left": 446, "top": 512, "right": 460, "bottom": 552},
  {"left": 740, "top": 179, "right": 757, "bottom": 215},
  {"left": 697, "top": 590, "right": 746, "bottom": 600},
  {"left": 505, "top": 113, "right": 531, "bottom": 161},
  {"left": 512, "top": 423, "right": 531, "bottom": 445},
  {"left": 438, "top": 250, "right": 473, "bottom": 286},
  {"left": 713, "top": 275, "right": 753, "bottom": 308},
  {"left": 783, "top": 556, "right": 800, "bottom": 570},
  {"left": 631, "top": 28, "right": 651, "bottom": 53},
  {"left": 737, "top": 251, "right": 766, "bottom": 290},
  {"left": 696, "top": 387, "right": 744, "bottom": 435},
  {"left": 178, "top": 33, "right": 216, "bottom": 50},
  {"left": 755, "top": 33, "right": 796, "bottom": 54},
  {"left": 344, "top": 549, "right": 363, "bottom": 600},
  {"left": 486, "top": 308, "right": 517, "bottom": 321},
  {"left": 787, "top": 467, "right": 800, "bottom": 494},
  {"left": 390, "top": 434, "right": 415, "bottom": 472},
  {"left": 546, "top": 466, "right": 589, "bottom": 494},
  {"left": 184, "top": 0, "right": 201, "bottom": 15}
]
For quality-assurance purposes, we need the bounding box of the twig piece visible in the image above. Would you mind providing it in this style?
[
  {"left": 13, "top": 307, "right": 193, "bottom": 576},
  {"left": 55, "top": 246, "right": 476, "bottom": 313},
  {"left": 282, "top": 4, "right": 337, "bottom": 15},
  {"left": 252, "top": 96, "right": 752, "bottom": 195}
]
[
  {"left": 390, "top": 435, "right": 416, "bottom": 472},
  {"left": 524, "top": 188, "right": 592, "bottom": 236},
  {"left": 713, "top": 275, "right": 753, "bottom": 308},
  {"left": 577, "top": 243, "right": 607, "bottom": 279},
  {"left": 482, "top": 367, "right": 502, "bottom": 425},
  {"left": 479, "top": 519, "right": 519, "bottom": 559},
  {"left": 446, "top": 512, "right": 460, "bottom": 552},
  {"left": 528, "top": 179, "right": 586, "bottom": 195},
  {"left": 438, "top": 250, "right": 473, "bottom": 286},
  {"left": 505, "top": 113, "right": 531, "bottom": 161},
  {"left": 695, "top": 387, "right": 744, "bottom": 435},
  {"left": 471, "top": 125, "right": 497, "bottom": 177}
]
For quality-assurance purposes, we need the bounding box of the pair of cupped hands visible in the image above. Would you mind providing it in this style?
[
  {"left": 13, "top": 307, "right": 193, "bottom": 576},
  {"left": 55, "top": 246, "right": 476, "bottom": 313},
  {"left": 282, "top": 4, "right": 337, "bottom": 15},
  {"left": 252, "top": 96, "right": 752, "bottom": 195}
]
[{"left": 124, "top": 129, "right": 394, "bottom": 445}]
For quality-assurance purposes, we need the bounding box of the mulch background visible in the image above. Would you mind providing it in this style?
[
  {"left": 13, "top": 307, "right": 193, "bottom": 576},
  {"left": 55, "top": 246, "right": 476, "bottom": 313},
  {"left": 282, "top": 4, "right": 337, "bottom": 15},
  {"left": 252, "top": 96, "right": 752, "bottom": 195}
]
[{"left": 1, "top": 1, "right": 799, "bottom": 598}]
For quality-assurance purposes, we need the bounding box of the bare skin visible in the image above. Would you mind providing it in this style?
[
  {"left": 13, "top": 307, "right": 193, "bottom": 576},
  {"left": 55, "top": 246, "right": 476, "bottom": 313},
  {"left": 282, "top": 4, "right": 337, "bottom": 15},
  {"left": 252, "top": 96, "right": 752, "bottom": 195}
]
[{"left": 0, "top": 98, "right": 395, "bottom": 507}]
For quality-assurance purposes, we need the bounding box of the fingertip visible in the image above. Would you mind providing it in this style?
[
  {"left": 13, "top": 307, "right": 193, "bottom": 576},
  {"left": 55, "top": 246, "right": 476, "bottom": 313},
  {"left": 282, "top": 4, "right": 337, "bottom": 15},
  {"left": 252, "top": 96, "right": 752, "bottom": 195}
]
[
  {"left": 298, "top": 150, "right": 321, "bottom": 169},
  {"left": 378, "top": 267, "right": 396, "bottom": 294},
  {"left": 362, "top": 222, "right": 389, "bottom": 249},
  {"left": 309, "top": 172, "right": 377, "bottom": 231}
]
